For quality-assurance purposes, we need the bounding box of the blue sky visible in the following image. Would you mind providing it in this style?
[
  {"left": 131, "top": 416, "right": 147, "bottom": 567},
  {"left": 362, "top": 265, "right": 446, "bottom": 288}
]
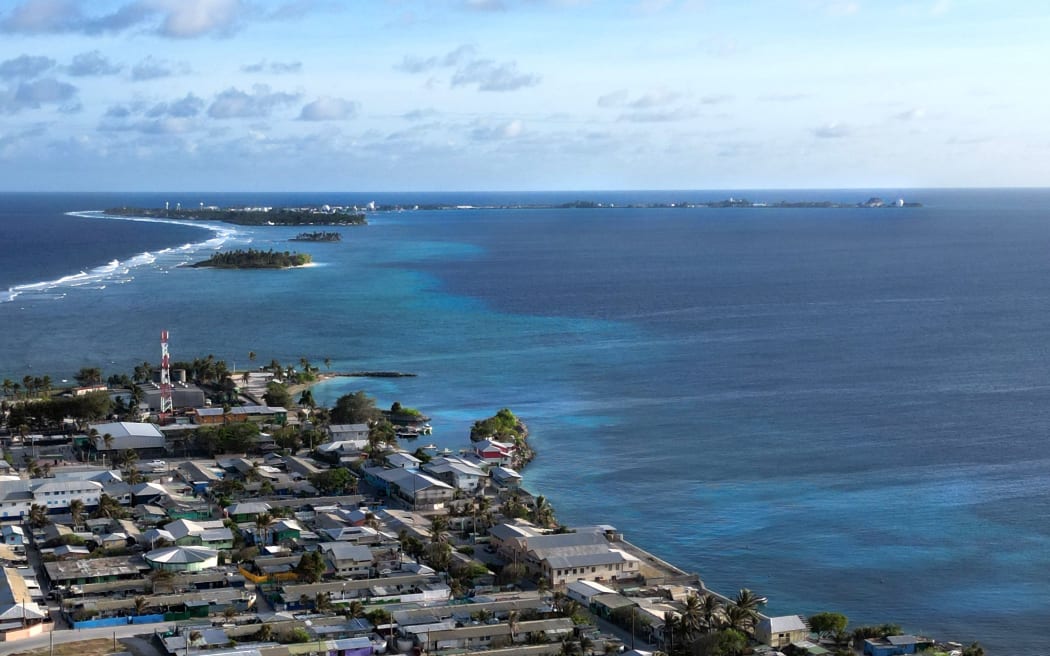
[{"left": 0, "top": 0, "right": 1045, "bottom": 191}]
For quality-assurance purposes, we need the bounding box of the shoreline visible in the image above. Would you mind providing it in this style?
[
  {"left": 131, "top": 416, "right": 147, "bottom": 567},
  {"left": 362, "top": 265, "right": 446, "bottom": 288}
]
[{"left": 2, "top": 211, "right": 238, "bottom": 304}]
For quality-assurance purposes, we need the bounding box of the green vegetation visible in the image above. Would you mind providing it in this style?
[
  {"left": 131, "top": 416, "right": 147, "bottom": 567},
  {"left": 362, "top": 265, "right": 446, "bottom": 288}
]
[
  {"left": 5, "top": 391, "right": 113, "bottom": 431},
  {"left": 309, "top": 467, "right": 356, "bottom": 494},
  {"left": 331, "top": 390, "right": 380, "bottom": 424},
  {"left": 470, "top": 407, "right": 525, "bottom": 442},
  {"left": 192, "top": 423, "right": 260, "bottom": 456},
  {"left": 105, "top": 206, "right": 367, "bottom": 226},
  {"left": 809, "top": 611, "right": 849, "bottom": 637},
  {"left": 192, "top": 248, "right": 312, "bottom": 269}
]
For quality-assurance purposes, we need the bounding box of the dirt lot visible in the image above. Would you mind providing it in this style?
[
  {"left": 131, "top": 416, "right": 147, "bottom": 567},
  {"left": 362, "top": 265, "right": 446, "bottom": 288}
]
[{"left": 9, "top": 638, "right": 119, "bottom": 656}]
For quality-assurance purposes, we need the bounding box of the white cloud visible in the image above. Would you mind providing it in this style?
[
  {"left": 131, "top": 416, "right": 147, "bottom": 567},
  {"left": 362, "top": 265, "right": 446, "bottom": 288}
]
[
  {"left": 812, "top": 122, "right": 852, "bottom": 138},
  {"left": 67, "top": 50, "right": 122, "bottom": 77},
  {"left": 207, "top": 84, "right": 300, "bottom": 119},
  {"left": 298, "top": 96, "right": 358, "bottom": 121}
]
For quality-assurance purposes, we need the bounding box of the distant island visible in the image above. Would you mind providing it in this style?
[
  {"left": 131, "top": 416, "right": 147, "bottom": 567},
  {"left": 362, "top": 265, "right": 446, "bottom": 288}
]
[
  {"left": 347, "top": 196, "right": 923, "bottom": 212},
  {"left": 191, "top": 248, "right": 312, "bottom": 269},
  {"left": 291, "top": 231, "right": 342, "bottom": 242},
  {"left": 104, "top": 205, "right": 367, "bottom": 226}
]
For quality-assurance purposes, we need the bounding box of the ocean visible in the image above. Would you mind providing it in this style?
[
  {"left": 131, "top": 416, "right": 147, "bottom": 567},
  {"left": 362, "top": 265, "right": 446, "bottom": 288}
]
[{"left": 2, "top": 189, "right": 1048, "bottom": 654}]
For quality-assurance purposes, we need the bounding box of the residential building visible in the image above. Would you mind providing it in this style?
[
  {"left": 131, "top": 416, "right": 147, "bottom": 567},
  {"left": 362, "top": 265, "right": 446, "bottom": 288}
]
[
  {"left": 328, "top": 424, "right": 370, "bottom": 442},
  {"left": 756, "top": 615, "right": 810, "bottom": 649},
  {"left": 0, "top": 567, "right": 50, "bottom": 641},
  {"left": 422, "top": 457, "right": 487, "bottom": 492},
  {"left": 163, "top": 519, "right": 234, "bottom": 549},
  {"left": 145, "top": 546, "right": 219, "bottom": 572},
  {"left": 322, "top": 542, "right": 374, "bottom": 579}
]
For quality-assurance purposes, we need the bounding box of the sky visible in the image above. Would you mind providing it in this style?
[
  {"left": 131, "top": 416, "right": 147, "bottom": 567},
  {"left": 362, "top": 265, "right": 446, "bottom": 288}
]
[{"left": 0, "top": 0, "right": 1046, "bottom": 191}]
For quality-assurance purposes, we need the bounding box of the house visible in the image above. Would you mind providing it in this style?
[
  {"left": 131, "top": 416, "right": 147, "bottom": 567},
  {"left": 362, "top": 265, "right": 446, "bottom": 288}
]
[
  {"left": 225, "top": 501, "right": 272, "bottom": 523},
  {"left": 322, "top": 542, "right": 374, "bottom": 579},
  {"left": 193, "top": 407, "right": 226, "bottom": 425},
  {"left": 566, "top": 579, "right": 617, "bottom": 605},
  {"left": 52, "top": 544, "right": 91, "bottom": 560},
  {"left": 1, "top": 526, "right": 26, "bottom": 549},
  {"left": 385, "top": 451, "right": 421, "bottom": 469},
  {"left": 329, "top": 424, "right": 370, "bottom": 442},
  {"left": 422, "top": 457, "right": 487, "bottom": 492},
  {"left": 284, "top": 456, "right": 322, "bottom": 479},
  {"left": 473, "top": 439, "right": 516, "bottom": 467},
  {"left": 272, "top": 519, "right": 302, "bottom": 543},
  {"left": 0, "top": 567, "right": 50, "bottom": 641},
  {"left": 500, "top": 527, "right": 640, "bottom": 586},
  {"left": 226, "top": 405, "right": 287, "bottom": 425},
  {"left": 863, "top": 635, "right": 934, "bottom": 656},
  {"left": 491, "top": 466, "right": 522, "bottom": 489},
  {"left": 89, "top": 421, "right": 166, "bottom": 458},
  {"left": 177, "top": 461, "right": 221, "bottom": 494},
  {"left": 163, "top": 518, "right": 234, "bottom": 549},
  {"left": 361, "top": 467, "right": 454, "bottom": 510},
  {"left": 756, "top": 615, "right": 810, "bottom": 648}
]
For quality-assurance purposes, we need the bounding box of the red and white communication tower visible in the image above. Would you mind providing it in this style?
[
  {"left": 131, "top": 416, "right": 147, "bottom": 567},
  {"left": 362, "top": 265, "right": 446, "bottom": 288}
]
[{"left": 159, "top": 330, "right": 173, "bottom": 417}]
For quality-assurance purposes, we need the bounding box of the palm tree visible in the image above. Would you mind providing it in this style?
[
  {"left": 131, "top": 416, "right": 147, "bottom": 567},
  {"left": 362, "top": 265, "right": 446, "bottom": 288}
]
[
  {"left": 698, "top": 593, "right": 722, "bottom": 634},
  {"left": 733, "top": 588, "right": 763, "bottom": 614},
  {"left": 28, "top": 503, "right": 49, "bottom": 528},
  {"left": 721, "top": 604, "right": 754, "bottom": 633},
  {"left": 315, "top": 591, "right": 332, "bottom": 613},
  {"left": 119, "top": 449, "right": 139, "bottom": 469},
  {"left": 248, "top": 351, "right": 257, "bottom": 364},
  {"left": 134, "top": 596, "right": 148, "bottom": 616},
  {"left": 257, "top": 624, "right": 273, "bottom": 642},
  {"left": 68, "top": 498, "right": 85, "bottom": 530},
  {"left": 1, "top": 378, "right": 12, "bottom": 397},
  {"left": 681, "top": 593, "right": 702, "bottom": 639},
  {"left": 223, "top": 606, "right": 237, "bottom": 622},
  {"left": 102, "top": 432, "right": 114, "bottom": 451},
  {"left": 93, "top": 493, "right": 125, "bottom": 519},
  {"left": 255, "top": 512, "right": 274, "bottom": 546},
  {"left": 345, "top": 600, "right": 365, "bottom": 618},
  {"left": 324, "top": 357, "right": 331, "bottom": 370}
]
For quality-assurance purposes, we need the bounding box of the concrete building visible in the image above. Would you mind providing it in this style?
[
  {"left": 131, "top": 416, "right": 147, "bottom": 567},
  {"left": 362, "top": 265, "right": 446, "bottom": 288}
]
[
  {"left": 0, "top": 567, "right": 50, "bottom": 641},
  {"left": 90, "top": 422, "right": 166, "bottom": 458},
  {"left": 145, "top": 545, "right": 219, "bottom": 572}
]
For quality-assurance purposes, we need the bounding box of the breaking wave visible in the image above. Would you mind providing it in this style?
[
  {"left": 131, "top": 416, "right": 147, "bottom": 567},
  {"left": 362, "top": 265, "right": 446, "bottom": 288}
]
[{"left": 1, "top": 210, "right": 239, "bottom": 303}]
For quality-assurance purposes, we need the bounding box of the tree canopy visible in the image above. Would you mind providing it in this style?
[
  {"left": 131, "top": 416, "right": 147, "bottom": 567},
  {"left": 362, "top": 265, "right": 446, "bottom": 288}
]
[
  {"left": 470, "top": 407, "right": 525, "bottom": 442},
  {"left": 331, "top": 390, "right": 380, "bottom": 424}
]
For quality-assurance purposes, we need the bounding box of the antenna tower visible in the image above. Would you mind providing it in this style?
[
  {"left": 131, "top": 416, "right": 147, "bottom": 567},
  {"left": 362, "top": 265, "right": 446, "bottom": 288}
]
[{"left": 160, "top": 330, "right": 173, "bottom": 417}]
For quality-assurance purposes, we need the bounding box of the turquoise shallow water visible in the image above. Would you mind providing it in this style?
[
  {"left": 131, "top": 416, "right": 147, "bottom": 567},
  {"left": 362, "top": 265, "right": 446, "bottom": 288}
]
[{"left": 3, "top": 190, "right": 1050, "bottom": 654}]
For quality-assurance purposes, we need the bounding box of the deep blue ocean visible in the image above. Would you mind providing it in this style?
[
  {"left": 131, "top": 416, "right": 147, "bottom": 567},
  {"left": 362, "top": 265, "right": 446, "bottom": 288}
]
[{"left": 2, "top": 189, "right": 1049, "bottom": 654}]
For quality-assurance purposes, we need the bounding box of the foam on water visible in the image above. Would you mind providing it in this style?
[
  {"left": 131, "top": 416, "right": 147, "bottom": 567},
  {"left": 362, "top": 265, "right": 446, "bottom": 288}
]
[{"left": 1, "top": 210, "right": 239, "bottom": 302}]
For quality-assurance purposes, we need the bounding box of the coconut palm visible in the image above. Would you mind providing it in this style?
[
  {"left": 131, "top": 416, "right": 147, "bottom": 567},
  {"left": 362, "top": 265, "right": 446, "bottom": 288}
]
[
  {"left": 345, "top": 600, "right": 365, "bottom": 619},
  {"left": 698, "top": 593, "right": 722, "bottom": 633},
  {"left": 119, "top": 449, "right": 138, "bottom": 469},
  {"left": 254, "top": 512, "right": 274, "bottom": 546},
  {"left": 315, "top": 591, "right": 332, "bottom": 613},
  {"left": 28, "top": 503, "right": 49, "bottom": 528},
  {"left": 257, "top": 624, "right": 273, "bottom": 642},
  {"left": 721, "top": 604, "right": 754, "bottom": 633},
  {"left": 134, "top": 596, "right": 149, "bottom": 616},
  {"left": 68, "top": 498, "right": 85, "bottom": 530},
  {"left": 681, "top": 593, "right": 702, "bottom": 639},
  {"left": 93, "top": 493, "right": 125, "bottom": 519},
  {"left": 102, "top": 432, "right": 114, "bottom": 451}
]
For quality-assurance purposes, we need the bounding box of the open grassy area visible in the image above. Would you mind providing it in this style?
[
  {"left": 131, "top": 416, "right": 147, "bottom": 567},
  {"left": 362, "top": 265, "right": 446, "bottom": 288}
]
[{"left": 10, "top": 638, "right": 119, "bottom": 656}]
